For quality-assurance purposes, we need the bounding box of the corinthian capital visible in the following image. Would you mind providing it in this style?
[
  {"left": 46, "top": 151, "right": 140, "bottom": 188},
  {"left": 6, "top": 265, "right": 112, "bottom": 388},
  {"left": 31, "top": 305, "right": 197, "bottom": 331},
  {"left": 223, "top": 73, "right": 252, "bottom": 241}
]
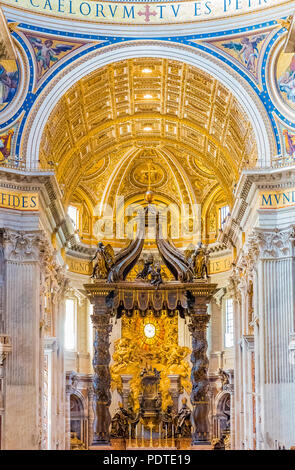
[
  {"left": 3, "top": 229, "right": 42, "bottom": 262},
  {"left": 250, "top": 227, "right": 295, "bottom": 259},
  {"left": 228, "top": 266, "right": 241, "bottom": 299}
]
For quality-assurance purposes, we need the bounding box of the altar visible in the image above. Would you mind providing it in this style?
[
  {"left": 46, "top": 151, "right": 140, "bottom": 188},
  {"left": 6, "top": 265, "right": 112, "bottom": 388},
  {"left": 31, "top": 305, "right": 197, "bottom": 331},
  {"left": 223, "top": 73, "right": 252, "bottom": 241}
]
[{"left": 85, "top": 197, "right": 216, "bottom": 449}]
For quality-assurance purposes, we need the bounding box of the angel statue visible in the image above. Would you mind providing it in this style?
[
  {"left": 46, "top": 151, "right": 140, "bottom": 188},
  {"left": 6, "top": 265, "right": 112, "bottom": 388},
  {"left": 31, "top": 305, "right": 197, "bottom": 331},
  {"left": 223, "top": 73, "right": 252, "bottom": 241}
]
[
  {"left": 222, "top": 34, "right": 265, "bottom": 74},
  {"left": 136, "top": 255, "right": 154, "bottom": 280},
  {"left": 28, "top": 36, "right": 74, "bottom": 77},
  {"left": 91, "top": 241, "right": 115, "bottom": 280},
  {"left": 150, "top": 266, "right": 163, "bottom": 289},
  {"left": 185, "top": 242, "right": 209, "bottom": 280}
]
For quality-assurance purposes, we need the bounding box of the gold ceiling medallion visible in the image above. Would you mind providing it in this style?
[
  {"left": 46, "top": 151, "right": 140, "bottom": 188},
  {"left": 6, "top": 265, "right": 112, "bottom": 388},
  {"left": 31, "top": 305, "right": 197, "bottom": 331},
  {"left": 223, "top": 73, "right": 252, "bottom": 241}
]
[{"left": 131, "top": 160, "right": 166, "bottom": 189}]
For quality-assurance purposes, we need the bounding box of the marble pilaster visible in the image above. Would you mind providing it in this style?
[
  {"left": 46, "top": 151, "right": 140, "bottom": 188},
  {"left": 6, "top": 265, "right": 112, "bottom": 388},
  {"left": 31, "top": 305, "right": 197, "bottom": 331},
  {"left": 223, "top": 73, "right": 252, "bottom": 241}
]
[
  {"left": 2, "top": 229, "right": 42, "bottom": 450},
  {"left": 251, "top": 228, "right": 295, "bottom": 449},
  {"left": 227, "top": 268, "right": 241, "bottom": 450}
]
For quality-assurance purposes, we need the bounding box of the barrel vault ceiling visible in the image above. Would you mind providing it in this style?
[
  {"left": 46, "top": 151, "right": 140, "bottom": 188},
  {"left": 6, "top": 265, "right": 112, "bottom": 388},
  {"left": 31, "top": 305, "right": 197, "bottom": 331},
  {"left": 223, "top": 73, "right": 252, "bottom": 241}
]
[{"left": 39, "top": 58, "right": 258, "bottom": 245}]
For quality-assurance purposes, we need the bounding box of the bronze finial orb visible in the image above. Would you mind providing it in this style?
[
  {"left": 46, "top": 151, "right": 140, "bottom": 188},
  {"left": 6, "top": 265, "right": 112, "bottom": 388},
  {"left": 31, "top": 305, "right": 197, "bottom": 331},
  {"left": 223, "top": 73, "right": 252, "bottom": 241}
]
[{"left": 145, "top": 189, "right": 154, "bottom": 203}]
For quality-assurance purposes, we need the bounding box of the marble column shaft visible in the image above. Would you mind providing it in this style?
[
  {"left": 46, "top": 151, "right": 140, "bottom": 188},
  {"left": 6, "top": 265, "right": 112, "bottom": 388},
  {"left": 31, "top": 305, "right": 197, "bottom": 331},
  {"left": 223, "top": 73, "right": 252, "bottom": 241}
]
[{"left": 91, "top": 295, "right": 112, "bottom": 446}]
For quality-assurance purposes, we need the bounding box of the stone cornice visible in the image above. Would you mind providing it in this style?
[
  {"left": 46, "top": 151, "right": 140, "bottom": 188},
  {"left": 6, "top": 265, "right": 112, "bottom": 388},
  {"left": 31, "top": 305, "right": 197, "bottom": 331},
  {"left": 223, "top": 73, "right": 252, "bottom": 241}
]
[
  {"left": 219, "top": 166, "right": 295, "bottom": 249},
  {"left": 0, "top": 168, "right": 76, "bottom": 254}
]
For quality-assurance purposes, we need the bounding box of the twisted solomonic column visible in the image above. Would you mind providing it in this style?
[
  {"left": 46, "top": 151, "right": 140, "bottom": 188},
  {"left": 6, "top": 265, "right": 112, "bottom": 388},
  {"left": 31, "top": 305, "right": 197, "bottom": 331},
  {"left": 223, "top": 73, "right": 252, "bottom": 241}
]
[
  {"left": 188, "top": 308, "right": 211, "bottom": 446},
  {"left": 91, "top": 299, "right": 113, "bottom": 447}
]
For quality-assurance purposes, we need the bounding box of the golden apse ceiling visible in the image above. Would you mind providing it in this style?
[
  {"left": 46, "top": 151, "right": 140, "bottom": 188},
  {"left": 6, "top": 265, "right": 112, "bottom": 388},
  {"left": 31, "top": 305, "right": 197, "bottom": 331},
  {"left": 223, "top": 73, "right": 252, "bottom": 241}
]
[{"left": 39, "top": 58, "right": 258, "bottom": 247}]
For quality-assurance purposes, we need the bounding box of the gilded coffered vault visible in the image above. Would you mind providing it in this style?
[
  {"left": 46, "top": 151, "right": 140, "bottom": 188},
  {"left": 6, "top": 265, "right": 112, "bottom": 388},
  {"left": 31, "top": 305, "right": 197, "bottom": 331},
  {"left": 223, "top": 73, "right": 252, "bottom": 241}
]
[{"left": 39, "top": 58, "right": 257, "bottom": 247}]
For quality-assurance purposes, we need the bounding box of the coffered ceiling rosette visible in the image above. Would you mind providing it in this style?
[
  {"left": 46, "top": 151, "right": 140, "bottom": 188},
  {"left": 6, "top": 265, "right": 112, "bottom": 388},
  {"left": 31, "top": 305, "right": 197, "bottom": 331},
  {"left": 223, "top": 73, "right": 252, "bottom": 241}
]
[{"left": 39, "top": 58, "right": 258, "bottom": 246}]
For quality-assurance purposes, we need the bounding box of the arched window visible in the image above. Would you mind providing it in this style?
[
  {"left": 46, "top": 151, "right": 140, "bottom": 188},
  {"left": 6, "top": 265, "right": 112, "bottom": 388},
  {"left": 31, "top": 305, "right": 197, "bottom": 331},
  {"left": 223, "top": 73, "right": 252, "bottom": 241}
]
[
  {"left": 224, "top": 298, "right": 234, "bottom": 348},
  {"left": 219, "top": 205, "right": 229, "bottom": 230},
  {"left": 68, "top": 205, "right": 79, "bottom": 230},
  {"left": 88, "top": 302, "right": 94, "bottom": 359},
  {"left": 65, "top": 298, "right": 76, "bottom": 351}
]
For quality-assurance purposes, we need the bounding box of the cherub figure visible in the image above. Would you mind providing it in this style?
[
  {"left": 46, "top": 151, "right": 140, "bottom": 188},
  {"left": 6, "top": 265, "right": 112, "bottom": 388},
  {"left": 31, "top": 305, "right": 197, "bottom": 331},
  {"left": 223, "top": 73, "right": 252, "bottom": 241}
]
[
  {"left": 29, "top": 37, "right": 74, "bottom": 77},
  {"left": 136, "top": 255, "right": 154, "bottom": 280},
  {"left": 150, "top": 266, "right": 163, "bottom": 289},
  {"left": 222, "top": 34, "right": 265, "bottom": 74}
]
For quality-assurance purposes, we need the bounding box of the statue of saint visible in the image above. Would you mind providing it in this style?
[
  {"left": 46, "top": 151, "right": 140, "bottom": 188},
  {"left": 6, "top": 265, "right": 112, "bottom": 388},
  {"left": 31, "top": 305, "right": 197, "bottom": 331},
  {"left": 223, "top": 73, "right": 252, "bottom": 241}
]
[
  {"left": 161, "top": 405, "right": 175, "bottom": 438},
  {"left": 110, "top": 402, "right": 129, "bottom": 439},
  {"left": 175, "top": 398, "right": 192, "bottom": 438},
  {"left": 218, "top": 368, "right": 230, "bottom": 388},
  {"left": 193, "top": 243, "right": 209, "bottom": 279},
  {"left": 185, "top": 243, "right": 209, "bottom": 279},
  {"left": 127, "top": 406, "right": 141, "bottom": 439},
  {"left": 91, "top": 242, "right": 114, "bottom": 279}
]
